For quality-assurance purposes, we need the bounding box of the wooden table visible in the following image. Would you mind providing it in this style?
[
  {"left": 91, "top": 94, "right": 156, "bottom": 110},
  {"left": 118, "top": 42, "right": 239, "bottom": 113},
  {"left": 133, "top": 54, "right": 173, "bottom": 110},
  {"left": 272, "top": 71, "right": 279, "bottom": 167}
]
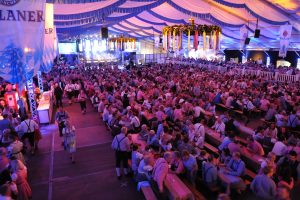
[
  {"left": 164, "top": 173, "right": 194, "bottom": 200},
  {"left": 205, "top": 127, "right": 263, "bottom": 171}
]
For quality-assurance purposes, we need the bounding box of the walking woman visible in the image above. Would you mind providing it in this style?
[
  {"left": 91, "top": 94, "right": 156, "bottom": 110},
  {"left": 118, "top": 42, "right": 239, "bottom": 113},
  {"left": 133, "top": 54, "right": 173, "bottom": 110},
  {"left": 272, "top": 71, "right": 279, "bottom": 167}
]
[
  {"left": 10, "top": 158, "right": 32, "bottom": 200},
  {"left": 62, "top": 120, "right": 76, "bottom": 163},
  {"left": 78, "top": 89, "right": 87, "bottom": 114}
]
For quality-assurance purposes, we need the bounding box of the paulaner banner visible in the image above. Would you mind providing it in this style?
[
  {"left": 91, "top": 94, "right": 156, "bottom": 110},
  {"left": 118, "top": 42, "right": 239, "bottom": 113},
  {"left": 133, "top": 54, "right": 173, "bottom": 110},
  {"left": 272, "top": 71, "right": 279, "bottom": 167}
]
[
  {"left": 41, "top": 3, "right": 57, "bottom": 73},
  {"left": 0, "top": 0, "right": 46, "bottom": 86},
  {"left": 279, "top": 25, "right": 292, "bottom": 58}
]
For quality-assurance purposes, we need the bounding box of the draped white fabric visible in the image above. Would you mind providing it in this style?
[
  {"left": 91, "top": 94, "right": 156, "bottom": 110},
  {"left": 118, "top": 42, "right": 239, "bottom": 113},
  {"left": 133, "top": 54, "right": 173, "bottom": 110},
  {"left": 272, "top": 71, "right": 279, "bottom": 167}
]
[{"left": 51, "top": 0, "right": 300, "bottom": 49}]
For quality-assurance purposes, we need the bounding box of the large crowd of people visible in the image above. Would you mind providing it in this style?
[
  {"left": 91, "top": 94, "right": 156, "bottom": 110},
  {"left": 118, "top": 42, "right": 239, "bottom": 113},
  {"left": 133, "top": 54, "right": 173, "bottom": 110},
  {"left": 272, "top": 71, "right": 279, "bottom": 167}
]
[
  {"left": 0, "top": 58, "right": 299, "bottom": 199},
  {"left": 47, "top": 60, "right": 299, "bottom": 199}
]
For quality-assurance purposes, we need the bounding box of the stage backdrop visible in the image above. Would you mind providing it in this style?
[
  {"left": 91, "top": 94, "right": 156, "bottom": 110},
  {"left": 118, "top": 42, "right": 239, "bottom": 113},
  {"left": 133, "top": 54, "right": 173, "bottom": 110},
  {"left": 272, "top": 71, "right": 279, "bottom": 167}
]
[{"left": 0, "top": 0, "right": 46, "bottom": 87}]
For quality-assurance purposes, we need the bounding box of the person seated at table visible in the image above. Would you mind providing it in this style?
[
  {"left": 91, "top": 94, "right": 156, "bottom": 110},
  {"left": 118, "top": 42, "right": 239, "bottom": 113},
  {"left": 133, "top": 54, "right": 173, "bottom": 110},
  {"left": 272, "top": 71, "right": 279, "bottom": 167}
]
[
  {"left": 159, "top": 134, "right": 172, "bottom": 152},
  {"left": 202, "top": 154, "right": 218, "bottom": 187},
  {"left": 242, "top": 96, "right": 255, "bottom": 124},
  {"left": 250, "top": 166, "right": 277, "bottom": 200},
  {"left": 247, "top": 136, "right": 265, "bottom": 156},
  {"left": 228, "top": 139, "right": 241, "bottom": 155},
  {"left": 264, "top": 104, "right": 277, "bottom": 122},
  {"left": 131, "top": 144, "right": 143, "bottom": 175},
  {"left": 275, "top": 111, "right": 287, "bottom": 127},
  {"left": 169, "top": 151, "right": 185, "bottom": 177},
  {"left": 136, "top": 153, "right": 154, "bottom": 182},
  {"left": 218, "top": 133, "right": 234, "bottom": 151},
  {"left": 139, "top": 124, "right": 149, "bottom": 141},
  {"left": 224, "top": 152, "right": 245, "bottom": 177},
  {"left": 151, "top": 152, "right": 172, "bottom": 198},
  {"left": 220, "top": 152, "right": 246, "bottom": 193},
  {"left": 182, "top": 150, "right": 198, "bottom": 185},
  {"left": 264, "top": 123, "right": 278, "bottom": 142},
  {"left": 253, "top": 126, "right": 265, "bottom": 144},
  {"left": 212, "top": 117, "right": 226, "bottom": 137},
  {"left": 219, "top": 148, "right": 231, "bottom": 166},
  {"left": 146, "top": 130, "right": 159, "bottom": 151},
  {"left": 276, "top": 151, "right": 300, "bottom": 183},
  {"left": 272, "top": 136, "right": 287, "bottom": 159},
  {"left": 177, "top": 136, "right": 196, "bottom": 155},
  {"left": 287, "top": 110, "right": 299, "bottom": 130}
]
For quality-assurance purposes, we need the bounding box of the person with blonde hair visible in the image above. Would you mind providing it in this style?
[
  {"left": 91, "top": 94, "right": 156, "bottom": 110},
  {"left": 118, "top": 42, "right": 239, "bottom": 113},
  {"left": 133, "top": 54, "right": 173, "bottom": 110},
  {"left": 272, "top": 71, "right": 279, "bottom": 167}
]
[{"left": 62, "top": 120, "right": 76, "bottom": 163}]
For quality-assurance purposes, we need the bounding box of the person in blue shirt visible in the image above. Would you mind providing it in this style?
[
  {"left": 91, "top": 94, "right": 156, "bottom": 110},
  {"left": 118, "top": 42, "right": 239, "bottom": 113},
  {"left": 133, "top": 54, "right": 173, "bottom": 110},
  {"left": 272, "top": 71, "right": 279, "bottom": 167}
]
[
  {"left": 213, "top": 91, "right": 222, "bottom": 104},
  {"left": 225, "top": 152, "right": 245, "bottom": 177},
  {"left": 287, "top": 110, "right": 298, "bottom": 129},
  {"left": 250, "top": 166, "right": 276, "bottom": 200},
  {"left": 182, "top": 150, "right": 198, "bottom": 185},
  {"left": 218, "top": 134, "right": 234, "bottom": 151}
]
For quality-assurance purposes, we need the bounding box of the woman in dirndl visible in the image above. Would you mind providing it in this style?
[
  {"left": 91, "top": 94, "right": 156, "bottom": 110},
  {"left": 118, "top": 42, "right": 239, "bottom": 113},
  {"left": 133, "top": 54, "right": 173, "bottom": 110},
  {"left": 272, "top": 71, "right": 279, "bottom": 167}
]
[{"left": 62, "top": 120, "right": 76, "bottom": 163}]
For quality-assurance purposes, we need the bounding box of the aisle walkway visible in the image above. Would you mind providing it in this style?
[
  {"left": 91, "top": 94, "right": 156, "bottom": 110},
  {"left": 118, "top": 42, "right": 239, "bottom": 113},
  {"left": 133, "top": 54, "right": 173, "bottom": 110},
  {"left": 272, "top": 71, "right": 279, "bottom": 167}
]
[{"left": 27, "top": 101, "right": 144, "bottom": 200}]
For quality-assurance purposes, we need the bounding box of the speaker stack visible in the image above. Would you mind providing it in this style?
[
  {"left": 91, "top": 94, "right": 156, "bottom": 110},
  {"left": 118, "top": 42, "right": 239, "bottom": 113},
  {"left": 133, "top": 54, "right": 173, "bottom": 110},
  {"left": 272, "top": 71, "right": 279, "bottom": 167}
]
[{"left": 101, "top": 27, "right": 108, "bottom": 39}]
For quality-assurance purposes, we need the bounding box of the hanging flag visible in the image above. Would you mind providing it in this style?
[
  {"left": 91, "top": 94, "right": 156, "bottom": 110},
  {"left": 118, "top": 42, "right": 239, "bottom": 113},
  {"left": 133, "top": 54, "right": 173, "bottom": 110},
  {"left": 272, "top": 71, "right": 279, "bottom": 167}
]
[
  {"left": 194, "top": 30, "right": 198, "bottom": 50},
  {"left": 0, "top": 0, "right": 46, "bottom": 87},
  {"left": 240, "top": 25, "right": 248, "bottom": 48},
  {"left": 41, "top": 3, "right": 57, "bottom": 73},
  {"left": 279, "top": 25, "right": 292, "bottom": 58},
  {"left": 203, "top": 31, "right": 206, "bottom": 50},
  {"left": 154, "top": 35, "right": 159, "bottom": 48}
]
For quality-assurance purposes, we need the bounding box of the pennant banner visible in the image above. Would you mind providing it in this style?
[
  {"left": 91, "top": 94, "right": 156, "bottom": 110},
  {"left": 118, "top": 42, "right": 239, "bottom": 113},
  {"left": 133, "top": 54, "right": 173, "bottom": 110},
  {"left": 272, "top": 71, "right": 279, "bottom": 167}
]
[
  {"left": 0, "top": 0, "right": 46, "bottom": 86},
  {"left": 279, "top": 25, "right": 292, "bottom": 58},
  {"left": 41, "top": 3, "right": 58, "bottom": 73}
]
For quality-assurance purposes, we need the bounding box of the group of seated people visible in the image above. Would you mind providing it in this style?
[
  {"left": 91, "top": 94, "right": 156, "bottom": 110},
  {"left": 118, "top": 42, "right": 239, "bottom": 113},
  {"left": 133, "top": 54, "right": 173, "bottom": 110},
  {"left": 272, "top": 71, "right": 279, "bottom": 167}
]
[
  {"left": 47, "top": 60, "right": 299, "bottom": 199},
  {"left": 174, "top": 57, "right": 300, "bottom": 75}
]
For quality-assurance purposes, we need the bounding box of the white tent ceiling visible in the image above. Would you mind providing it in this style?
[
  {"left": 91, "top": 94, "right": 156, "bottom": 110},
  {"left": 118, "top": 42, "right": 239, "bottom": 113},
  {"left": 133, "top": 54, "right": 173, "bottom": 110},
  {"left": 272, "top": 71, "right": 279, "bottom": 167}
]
[{"left": 50, "top": 0, "right": 300, "bottom": 49}]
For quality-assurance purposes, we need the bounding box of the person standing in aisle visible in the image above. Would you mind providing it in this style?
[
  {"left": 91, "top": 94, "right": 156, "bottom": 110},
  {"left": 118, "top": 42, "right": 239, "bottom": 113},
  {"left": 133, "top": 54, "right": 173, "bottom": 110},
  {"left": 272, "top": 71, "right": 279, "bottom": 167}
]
[
  {"left": 19, "top": 113, "right": 39, "bottom": 155},
  {"left": 62, "top": 120, "right": 76, "bottom": 163},
  {"left": 78, "top": 89, "right": 87, "bottom": 114},
  {"left": 54, "top": 83, "right": 63, "bottom": 107},
  {"left": 55, "top": 107, "right": 69, "bottom": 137},
  {"left": 64, "top": 81, "right": 74, "bottom": 105},
  {"left": 111, "top": 127, "right": 131, "bottom": 180}
]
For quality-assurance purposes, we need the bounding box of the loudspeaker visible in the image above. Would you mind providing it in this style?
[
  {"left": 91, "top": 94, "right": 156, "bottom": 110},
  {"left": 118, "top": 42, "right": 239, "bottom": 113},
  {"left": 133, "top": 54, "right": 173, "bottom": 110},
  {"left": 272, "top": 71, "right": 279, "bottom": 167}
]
[
  {"left": 245, "top": 37, "right": 251, "bottom": 45},
  {"left": 159, "top": 37, "right": 163, "bottom": 43},
  {"left": 101, "top": 27, "right": 108, "bottom": 39},
  {"left": 254, "top": 29, "right": 260, "bottom": 38}
]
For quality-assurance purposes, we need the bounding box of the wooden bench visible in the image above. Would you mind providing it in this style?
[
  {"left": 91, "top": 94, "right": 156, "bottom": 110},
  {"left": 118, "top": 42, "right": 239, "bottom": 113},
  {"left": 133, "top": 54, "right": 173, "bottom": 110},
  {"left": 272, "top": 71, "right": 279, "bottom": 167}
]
[
  {"left": 204, "top": 142, "right": 219, "bottom": 156},
  {"left": 164, "top": 174, "right": 194, "bottom": 200},
  {"left": 141, "top": 186, "right": 157, "bottom": 200},
  {"left": 182, "top": 179, "right": 206, "bottom": 200},
  {"left": 245, "top": 168, "right": 256, "bottom": 181}
]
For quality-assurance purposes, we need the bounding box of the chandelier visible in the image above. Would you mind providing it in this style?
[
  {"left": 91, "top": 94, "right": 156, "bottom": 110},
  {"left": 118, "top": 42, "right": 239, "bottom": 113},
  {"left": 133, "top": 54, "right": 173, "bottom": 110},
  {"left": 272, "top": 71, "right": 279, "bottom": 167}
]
[
  {"left": 108, "top": 35, "right": 136, "bottom": 51},
  {"left": 162, "top": 18, "right": 222, "bottom": 52}
]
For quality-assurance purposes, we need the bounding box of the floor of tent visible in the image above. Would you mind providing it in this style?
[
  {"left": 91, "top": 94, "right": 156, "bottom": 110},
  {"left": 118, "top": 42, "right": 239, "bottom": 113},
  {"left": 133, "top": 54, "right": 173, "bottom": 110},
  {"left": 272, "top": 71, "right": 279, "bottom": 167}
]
[{"left": 27, "top": 100, "right": 144, "bottom": 200}]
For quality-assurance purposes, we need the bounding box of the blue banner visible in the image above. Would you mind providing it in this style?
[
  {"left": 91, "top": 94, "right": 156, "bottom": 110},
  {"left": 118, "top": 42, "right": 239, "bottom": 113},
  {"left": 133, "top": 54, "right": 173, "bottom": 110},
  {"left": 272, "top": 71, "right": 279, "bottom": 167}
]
[{"left": 0, "top": 0, "right": 46, "bottom": 86}]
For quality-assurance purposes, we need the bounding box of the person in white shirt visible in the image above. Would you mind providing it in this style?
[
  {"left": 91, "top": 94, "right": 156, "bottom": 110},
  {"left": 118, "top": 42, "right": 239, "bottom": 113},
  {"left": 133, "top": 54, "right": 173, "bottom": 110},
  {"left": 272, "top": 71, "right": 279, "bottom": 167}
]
[
  {"left": 64, "top": 82, "right": 74, "bottom": 105},
  {"left": 212, "top": 117, "right": 225, "bottom": 136},
  {"left": 19, "top": 113, "right": 39, "bottom": 154},
  {"left": 272, "top": 136, "right": 287, "bottom": 158},
  {"left": 111, "top": 127, "right": 131, "bottom": 179}
]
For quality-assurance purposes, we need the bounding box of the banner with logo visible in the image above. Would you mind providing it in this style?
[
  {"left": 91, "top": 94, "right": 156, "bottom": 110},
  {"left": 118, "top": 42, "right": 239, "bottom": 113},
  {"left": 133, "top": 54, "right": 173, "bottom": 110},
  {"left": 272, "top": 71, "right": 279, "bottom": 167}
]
[
  {"left": 0, "top": 0, "right": 46, "bottom": 86},
  {"left": 41, "top": 3, "right": 57, "bottom": 73},
  {"left": 279, "top": 25, "right": 292, "bottom": 58}
]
